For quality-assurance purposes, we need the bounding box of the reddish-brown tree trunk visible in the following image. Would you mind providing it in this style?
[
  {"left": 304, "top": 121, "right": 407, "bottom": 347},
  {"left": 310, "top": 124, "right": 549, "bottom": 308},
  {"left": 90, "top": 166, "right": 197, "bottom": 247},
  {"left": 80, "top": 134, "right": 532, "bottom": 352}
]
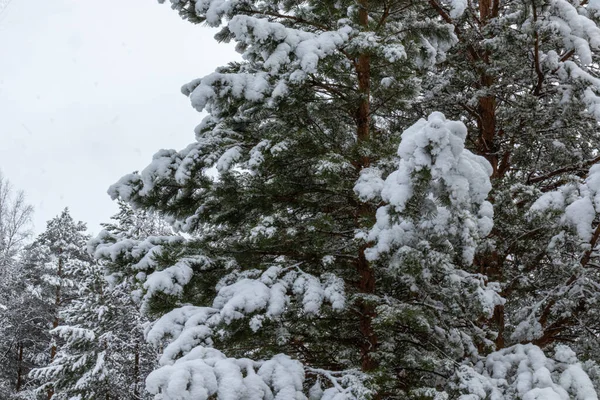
[
  {"left": 356, "top": 0, "right": 371, "bottom": 154},
  {"left": 356, "top": 245, "right": 377, "bottom": 371},
  {"left": 476, "top": 74, "right": 498, "bottom": 176},
  {"left": 474, "top": 0, "right": 501, "bottom": 177},
  {"left": 354, "top": 0, "right": 378, "bottom": 374}
]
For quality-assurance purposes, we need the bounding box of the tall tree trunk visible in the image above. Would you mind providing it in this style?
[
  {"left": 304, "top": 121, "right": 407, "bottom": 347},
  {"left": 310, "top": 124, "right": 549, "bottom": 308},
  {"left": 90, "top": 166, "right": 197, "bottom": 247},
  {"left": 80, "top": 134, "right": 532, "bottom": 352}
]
[
  {"left": 48, "top": 255, "right": 62, "bottom": 400},
  {"left": 354, "top": 0, "right": 378, "bottom": 374},
  {"left": 474, "top": 0, "right": 506, "bottom": 351},
  {"left": 16, "top": 341, "right": 24, "bottom": 391},
  {"left": 476, "top": 74, "right": 498, "bottom": 176},
  {"left": 133, "top": 344, "right": 140, "bottom": 399},
  {"left": 475, "top": 0, "right": 500, "bottom": 177}
]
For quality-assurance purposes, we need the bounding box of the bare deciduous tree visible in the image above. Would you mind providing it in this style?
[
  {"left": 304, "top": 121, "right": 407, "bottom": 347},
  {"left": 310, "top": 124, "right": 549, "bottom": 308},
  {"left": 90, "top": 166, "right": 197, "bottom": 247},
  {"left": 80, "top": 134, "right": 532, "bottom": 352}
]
[
  {"left": 0, "top": 172, "right": 34, "bottom": 397},
  {"left": 0, "top": 171, "right": 33, "bottom": 269}
]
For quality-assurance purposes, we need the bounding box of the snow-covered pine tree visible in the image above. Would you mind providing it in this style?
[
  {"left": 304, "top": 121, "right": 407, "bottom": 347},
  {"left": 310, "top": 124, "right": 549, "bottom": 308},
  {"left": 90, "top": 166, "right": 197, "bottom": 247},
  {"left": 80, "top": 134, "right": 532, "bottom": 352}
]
[
  {"left": 404, "top": 0, "right": 600, "bottom": 399},
  {"left": 421, "top": 0, "right": 600, "bottom": 334},
  {"left": 413, "top": 0, "right": 600, "bottom": 396},
  {"left": 0, "top": 246, "right": 53, "bottom": 400},
  {"left": 98, "top": 0, "right": 600, "bottom": 397},
  {"left": 26, "top": 209, "right": 92, "bottom": 399},
  {"left": 29, "top": 204, "right": 161, "bottom": 400},
  {"left": 99, "top": 1, "right": 517, "bottom": 398},
  {"left": 32, "top": 260, "right": 111, "bottom": 400},
  {"left": 31, "top": 261, "right": 156, "bottom": 400},
  {"left": 75, "top": 201, "right": 171, "bottom": 400}
]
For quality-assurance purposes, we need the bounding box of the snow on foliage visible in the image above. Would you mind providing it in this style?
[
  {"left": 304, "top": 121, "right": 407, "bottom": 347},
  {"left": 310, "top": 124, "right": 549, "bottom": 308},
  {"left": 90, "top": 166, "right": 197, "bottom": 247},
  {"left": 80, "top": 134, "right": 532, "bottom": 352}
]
[
  {"left": 144, "top": 299, "right": 367, "bottom": 399},
  {"left": 362, "top": 112, "right": 494, "bottom": 264},
  {"left": 90, "top": 233, "right": 191, "bottom": 304},
  {"left": 547, "top": 0, "right": 600, "bottom": 66},
  {"left": 454, "top": 344, "right": 598, "bottom": 400},
  {"left": 355, "top": 113, "right": 505, "bottom": 340},
  {"left": 145, "top": 351, "right": 306, "bottom": 400},
  {"left": 144, "top": 265, "right": 347, "bottom": 356},
  {"left": 511, "top": 164, "right": 600, "bottom": 345},
  {"left": 174, "top": 17, "right": 357, "bottom": 117},
  {"left": 537, "top": 0, "right": 600, "bottom": 120},
  {"left": 109, "top": 0, "right": 458, "bottom": 232},
  {"left": 531, "top": 164, "right": 600, "bottom": 243},
  {"left": 101, "top": 0, "right": 600, "bottom": 398},
  {"left": 91, "top": 230, "right": 360, "bottom": 398},
  {"left": 146, "top": 343, "right": 370, "bottom": 400}
]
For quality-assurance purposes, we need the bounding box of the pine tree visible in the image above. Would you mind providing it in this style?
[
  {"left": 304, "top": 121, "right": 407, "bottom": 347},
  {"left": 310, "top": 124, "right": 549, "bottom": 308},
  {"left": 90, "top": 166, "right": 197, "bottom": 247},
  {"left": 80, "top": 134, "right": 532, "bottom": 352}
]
[
  {"left": 101, "top": 1, "right": 501, "bottom": 398},
  {"left": 31, "top": 262, "right": 156, "bottom": 400},
  {"left": 416, "top": 0, "right": 600, "bottom": 395},
  {"left": 27, "top": 209, "right": 92, "bottom": 399},
  {"left": 423, "top": 0, "right": 600, "bottom": 356},
  {"left": 29, "top": 205, "right": 161, "bottom": 400},
  {"left": 100, "top": 0, "right": 600, "bottom": 398},
  {"left": 33, "top": 261, "right": 109, "bottom": 400},
  {"left": 1, "top": 248, "right": 51, "bottom": 400}
]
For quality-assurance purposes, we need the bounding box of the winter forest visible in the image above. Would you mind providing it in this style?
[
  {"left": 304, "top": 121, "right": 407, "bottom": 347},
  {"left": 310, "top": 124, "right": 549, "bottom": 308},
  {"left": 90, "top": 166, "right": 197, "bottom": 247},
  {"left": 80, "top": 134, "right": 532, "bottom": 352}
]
[{"left": 2, "top": 0, "right": 600, "bottom": 398}]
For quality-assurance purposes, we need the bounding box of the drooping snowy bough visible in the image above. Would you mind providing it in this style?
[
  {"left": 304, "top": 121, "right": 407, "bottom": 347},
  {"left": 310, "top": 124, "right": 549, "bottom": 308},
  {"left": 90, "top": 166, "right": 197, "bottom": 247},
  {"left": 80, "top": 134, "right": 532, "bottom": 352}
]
[
  {"left": 92, "top": 230, "right": 371, "bottom": 399},
  {"left": 360, "top": 112, "right": 494, "bottom": 265},
  {"left": 454, "top": 344, "right": 598, "bottom": 400}
]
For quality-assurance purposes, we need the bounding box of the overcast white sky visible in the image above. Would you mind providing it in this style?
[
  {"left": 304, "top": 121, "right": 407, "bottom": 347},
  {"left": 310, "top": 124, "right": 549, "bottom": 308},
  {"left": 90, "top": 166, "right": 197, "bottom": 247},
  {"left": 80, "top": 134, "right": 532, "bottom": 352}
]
[{"left": 0, "top": 0, "right": 237, "bottom": 235}]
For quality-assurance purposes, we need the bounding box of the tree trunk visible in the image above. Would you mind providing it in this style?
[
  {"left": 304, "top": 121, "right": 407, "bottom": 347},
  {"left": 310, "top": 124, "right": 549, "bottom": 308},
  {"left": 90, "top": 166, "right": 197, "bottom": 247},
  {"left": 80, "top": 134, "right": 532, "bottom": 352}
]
[
  {"left": 354, "top": 0, "right": 378, "bottom": 374},
  {"left": 16, "top": 342, "right": 24, "bottom": 391},
  {"left": 476, "top": 74, "right": 498, "bottom": 176},
  {"left": 48, "top": 255, "right": 63, "bottom": 400},
  {"left": 133, "top": 344, "right": 140, "bottom": 398},
  {"left": 474, "top": 0, "right": 500, "bottom": 176},
  {"left": 474, "top": 0, "right": 505, "bottom": 351}
]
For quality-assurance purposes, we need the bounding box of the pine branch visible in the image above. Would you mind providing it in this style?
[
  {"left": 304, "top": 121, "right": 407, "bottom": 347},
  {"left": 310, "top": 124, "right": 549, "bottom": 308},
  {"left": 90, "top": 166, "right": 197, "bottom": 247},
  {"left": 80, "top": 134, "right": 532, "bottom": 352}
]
[{"left": 527, "top": 154, "right": 600, "bottom": 184}]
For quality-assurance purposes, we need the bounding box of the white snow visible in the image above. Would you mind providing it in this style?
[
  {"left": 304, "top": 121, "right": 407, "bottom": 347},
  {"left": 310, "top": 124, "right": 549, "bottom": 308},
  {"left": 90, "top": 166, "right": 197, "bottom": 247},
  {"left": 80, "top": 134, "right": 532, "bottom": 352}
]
[
  {"left": 529, "top": 163, "right": 600, "bottom": 243},
  {"left": 139, "top": 263, "right": 352, "bottom": 398},
  {"left": 354, "top": 167, "right": 385, "bottom": 202},
  {"left": 447, "top": 0, "right": 468, "bottom": 19},
  {"left": 365, "top": 112, "right": 494, "bottom": 264},
  {"left": 455, "top": 344, "right": 598, "bottom": 400}
]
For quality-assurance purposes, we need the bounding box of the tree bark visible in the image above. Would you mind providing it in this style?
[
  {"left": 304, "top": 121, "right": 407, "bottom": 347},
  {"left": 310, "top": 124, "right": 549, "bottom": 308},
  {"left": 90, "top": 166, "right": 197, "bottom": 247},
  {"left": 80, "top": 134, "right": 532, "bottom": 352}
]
[
  {"left": 16, "top": 342, "right": 24, "bottom": 392},
  {"left": 48, "top": 254, "right": 63, "bottom": 400},
  {"left": 354, "top": 0, "right": 378, "bottom": 374},
  {"left": 134, "top": 344, "right": 140, "bottom": 398},
  {"left": 474, "top": 0, "right": 500, "bottom": 176}
]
